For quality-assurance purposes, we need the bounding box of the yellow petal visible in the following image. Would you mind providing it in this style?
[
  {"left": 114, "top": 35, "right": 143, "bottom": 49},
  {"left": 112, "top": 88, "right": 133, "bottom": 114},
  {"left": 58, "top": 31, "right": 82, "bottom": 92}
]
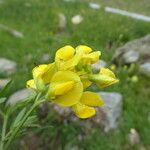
[
  {"left": 72, "top": 103, "right": 96, "bottom": 119},
  {"left": 41, "top": 63, "right": 56, "bottom": 83},
  {"left": 56, "top": 45, "right": 75, "bottom": 61},
  {"left": 32, "top": 65, "right": 47, "bottom": 91},
  {"left": 82, "top": 51, "right": 101, "bottom": 64},
  {"left": 87, "top": 51, "right": 101, "bottom": 63},
  {"left": 59, "top": 53, "right": 82, "bottom": 71},
  {"left": 89, "top": 67, "right": 119, "bottom": 88},
  {"left": 49, "top": 81, "right": 75, "bottom": 96},
  {"left": 89, "top": 74, "right": 119, "bottom": 88},
  {"left": 80, "top": 91, "right": 104, "bottom": 106},
  {"left": 99, "top": 68, "right": 116, "bottom": 78},
  {"left": 76, "top": 45, "right": 92, "bottom": 54},
  {"left": 48, "top": 71, "right": 83, "bottom": 106},
  {"left": 26, "top": 79, "right": 36, "bottom": 89},
  {"left": 32, "top": 64, "right": 48, "bottom": 79},
  {"left": 81, "top": 77, "right": 92, "bottom": 89}
]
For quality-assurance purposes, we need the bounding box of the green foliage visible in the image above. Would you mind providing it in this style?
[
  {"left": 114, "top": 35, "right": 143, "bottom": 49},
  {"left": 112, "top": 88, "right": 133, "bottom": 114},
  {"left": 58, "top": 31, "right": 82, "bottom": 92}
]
[{"left": 0, "top": 0, "right": 150, "bottom": 149}]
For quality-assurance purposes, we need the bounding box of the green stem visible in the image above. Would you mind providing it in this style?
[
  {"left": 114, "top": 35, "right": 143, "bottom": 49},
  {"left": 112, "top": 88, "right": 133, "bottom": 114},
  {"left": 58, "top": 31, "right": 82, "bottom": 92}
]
[
  {"left": 0, "top": 115, "right": 8, "bottom": 150},
  {"left": 4, "top": 93, "right": 42, "bottom": 150}
]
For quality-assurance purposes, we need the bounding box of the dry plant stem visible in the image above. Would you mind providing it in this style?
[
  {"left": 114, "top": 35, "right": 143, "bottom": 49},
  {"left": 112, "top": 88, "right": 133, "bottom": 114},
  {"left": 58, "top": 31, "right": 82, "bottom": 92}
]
[
  {"left": 0, "top": 116, "right": 8, "bottom": 150},
  {"left": 4, "top": 93, "right": 43, "bottom": 150}
]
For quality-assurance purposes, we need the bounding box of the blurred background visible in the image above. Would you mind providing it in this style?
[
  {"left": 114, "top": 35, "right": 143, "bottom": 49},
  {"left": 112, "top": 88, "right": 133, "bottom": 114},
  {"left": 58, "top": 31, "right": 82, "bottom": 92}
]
[{"left": 0, "top": 0, "right": 150, "bottom": 149}]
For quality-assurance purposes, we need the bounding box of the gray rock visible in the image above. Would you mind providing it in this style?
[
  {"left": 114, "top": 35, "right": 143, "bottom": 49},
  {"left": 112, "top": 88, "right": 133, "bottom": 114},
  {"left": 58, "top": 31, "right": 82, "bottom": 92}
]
[
  {"left": 0, "top": 24, "right": 24, "bottom": 38},
  {"left": 95, "top": 92, "right": 123, "bottom": 132},
  {"left": 8, "top": 89, "right": 35, "bottom": 105},
  {"left": 113, "top": 34, "right": 150, "bottom": 64},
  {"left": 139, "top": 62, "right": 150, "bottom": 77},
  {"left": 41, "top": 53, "right": 50, "bottom": 63},
  {"left": 71, "top": 15, "right": 83, "bottom": 25},
  {"left": 0, "top": 58, "right": 17, "bottom": 75},
  {"left": 58, "top": 13, "right": 67, "bottom": 30},
  {"left": 64, "top": 0, "right": 76, "bottom": 2},
  {"left": 92, "top": 60, "right": 107, "bottom": 71},
  {"left": 89, "top": 2, "right": 100, "bottom": 10},
  {"left": 51, "top": 104, "right": 72, "bottom": 118},
  {"left": 0, "top": 78, "right": 11, "bottom": 89},
  {"left": 128, "top": 128, "right": 140, "bottom": 146},
  {"left": 122, "top": 50, "right": 140, "bottom": 64}
]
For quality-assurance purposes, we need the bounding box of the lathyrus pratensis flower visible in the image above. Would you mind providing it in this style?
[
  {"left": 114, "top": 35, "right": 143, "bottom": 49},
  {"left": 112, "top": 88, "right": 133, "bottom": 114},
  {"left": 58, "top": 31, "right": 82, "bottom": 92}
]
[{"left": 26, "top": 45, "right": 119, "bottom": 119}]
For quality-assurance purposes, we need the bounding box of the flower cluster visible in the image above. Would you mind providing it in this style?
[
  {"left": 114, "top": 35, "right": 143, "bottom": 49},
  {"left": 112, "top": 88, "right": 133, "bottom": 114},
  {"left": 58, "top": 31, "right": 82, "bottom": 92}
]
[{"left": 26, "top": 45, "right": 119, "bottom": 119}]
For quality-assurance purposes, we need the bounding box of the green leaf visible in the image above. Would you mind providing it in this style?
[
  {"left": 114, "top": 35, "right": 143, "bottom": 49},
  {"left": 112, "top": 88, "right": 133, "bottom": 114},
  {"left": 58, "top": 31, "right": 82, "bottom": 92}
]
[
  {"left": 0, "top": 80, "right": 12, "bottom": 97},
  {"left": 0, "top": 97, "right": 7, "bottom": 104},
  {"left": 24, "top": 115, "right": 38, "bottom": 127},
  {"left": 6, "top": 94, "right": 36, "bottom": 116},
  {"left": 11, "top": 108, "right": 26, "bottom": 128}
]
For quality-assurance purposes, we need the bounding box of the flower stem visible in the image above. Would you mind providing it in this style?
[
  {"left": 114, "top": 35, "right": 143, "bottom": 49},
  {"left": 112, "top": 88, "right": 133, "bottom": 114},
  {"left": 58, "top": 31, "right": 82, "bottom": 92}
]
[
  {"left": 0, "top": 115, "right": 8, "bottom": 150},
  {"left": 4, "top": 93, "right": 42, "bottom": 150}
]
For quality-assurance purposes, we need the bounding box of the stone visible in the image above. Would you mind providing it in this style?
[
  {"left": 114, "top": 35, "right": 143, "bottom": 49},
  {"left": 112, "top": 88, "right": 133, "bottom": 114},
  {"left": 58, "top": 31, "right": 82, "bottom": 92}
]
[
  {"left": 0, "top": 24, "right": 24, "bottom": 38},
  {"left": 89, "top": 2, "right": 100, "bottom": 10},
  {"left": 92, "top": 60, "right": 107, "bottom": 72},
  {"left": 0, "top": 58, "right": 17, "bottom": 75},
  {"left": 20, "top": 132, "right": 41, "bottom": 150},
  {"left": 122, "top": 50, "right": 140, "bottom": 64},
  {"left": 51, "top": 104, "right": 72, "bottom": 118},
  {"left": 94, "top": 92, "right": 123, "bottom": 132},
  {"left": 71, "top": 15, "right": 83, "bottom": 25},
  {"left": 64, "top": 0, "right": 76, "bottom": 2},
  {"left": 0, "top": 78, "right": 11, "bottom": 89},
  {"left": 128, "top": 128, "right": 140, "bottom": 146},
  {"left": 58, "top": 13, "right": 67, "bottom": 30},
  {"left": 41, "top": 53, "right": 50, "bottom": 63},
  {"left": 113, "top": 34, "right": 150, "bottom": 64},
  {"left": 7, "top": 89, "right": 35, "bottom": 105},
  {"left": 139, "top": 62, "right": 150, "bottom": 77}
]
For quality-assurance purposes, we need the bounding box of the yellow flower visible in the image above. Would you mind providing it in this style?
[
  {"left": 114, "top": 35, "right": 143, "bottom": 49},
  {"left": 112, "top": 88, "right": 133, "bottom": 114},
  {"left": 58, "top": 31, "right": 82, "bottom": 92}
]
[
  {"left": 72, "top": 91, "right": 104, "bottom": 119},
  {"left": 55, "top": 45, "right": 82, "bottom": 71},
  {"left": 26, "top": 63, "right": 56, "bottom": 90},
  {"left": 48, "top": 71, "right": 83, "bottom": 107},
  {"left": 76, "top": 45, "right": 101, "bottom": 64},
  {"left": 76, "top": 45, "right": 92, "bottom": 54},
  {"left": 55, "top": 45, "right": 75, "bottom": 61},
  {"left": 89, "top": 68, "right": 119, "bottom": 88},
  {"left": 26, "top": 45, "right": 119, "bottom": 119},
  {"left": 26, "top": 79, "right": 36, "bottom": 89}
]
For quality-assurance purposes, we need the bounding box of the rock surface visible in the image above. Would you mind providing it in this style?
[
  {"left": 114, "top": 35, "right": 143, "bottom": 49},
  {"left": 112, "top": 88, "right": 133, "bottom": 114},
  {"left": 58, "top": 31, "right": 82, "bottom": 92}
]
[
  {"left": 122, "top": 50, "right": 140, "bottom": 64},
  {"left": 0, "top": 78, "right": 11, "bottom": 89},
  {"left": 113, "top": 34, "right": 150, "bottom": 64},
  {"left": 92, "top": 60, "right": 107, "bottom": 72},
  {"left": 71, "top": 15, "right": 83, "bottom": 24},
  {"left": 89, "top": 2, "right": 100, "bottom": 10},
  {"left": 41, "top": 53, "right": 50, "bottom": 63},
  {"left": 8, "top": 88, "right": 35, "bottom": 105},
  {"left": 128, "top": 128, "right": 140, "bottom": 146},
  {"left": 0, "top": 24, "right": 24, "bottom": 38},
  {"left": 58, "top": 13, "right": 67, "bottom": 30},
  {"left": 93, "top": 92, "right": 123, "bottom": 132},
  {"left": 139, "top": 62, "right": 150, "bottom": 77},
  {"left": 0, "top": 58, "right": 17, "bottom": 75},
  {"left": 50, "top": 91, "right": 123, "bottom": 132}
]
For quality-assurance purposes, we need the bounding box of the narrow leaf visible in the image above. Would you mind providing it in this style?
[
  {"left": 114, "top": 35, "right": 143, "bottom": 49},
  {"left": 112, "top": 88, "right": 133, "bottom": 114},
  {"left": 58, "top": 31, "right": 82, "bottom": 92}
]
[
  {"left": 0, "top": 80, "right": 12, "bottom": 97},
  {"left": 11, "top": 108, "right": 26, "bottom": 128},
  {"left": 0, "top": 97, "right": 7, "bottom": 104},
  {"left": 23, "top": 115, "right": 38, "bottom": 127}
]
